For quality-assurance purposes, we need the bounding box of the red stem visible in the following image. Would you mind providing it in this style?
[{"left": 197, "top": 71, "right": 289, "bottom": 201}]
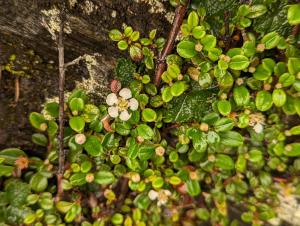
[{"left": 154, "top": 0, "right": 190, "bottom": 87}]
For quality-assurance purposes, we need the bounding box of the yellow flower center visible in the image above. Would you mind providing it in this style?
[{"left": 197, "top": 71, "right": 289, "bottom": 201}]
[{"left": 118, "top": 97, "right": 129, "bottom": 111}]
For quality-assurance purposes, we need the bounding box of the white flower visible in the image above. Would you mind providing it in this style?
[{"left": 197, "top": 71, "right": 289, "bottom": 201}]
[
  {"left": 148, "top": 190, "right": 158, "bottom": 200},
  {"left": 106, "top": 93, "right": 118, "bottom": 106},
  {"left": 157, "top": 189, "right": 171, "bottom": 206},
  {"left": 108, "top": 106, "right": 119, "bottom": 118},
  {"left": 105, "top": 87, "right": 139, "bottom": 121},
  {"left": 129, "top": 98, "right": 139, "bottom": 111},
  {"left": 119, "top": 88, "right": 132, "bottom": 99},
  {"left": 253, "top": 123, "right": 264, "bottom": 133},
  {"left": 148, "top": 189, "right": 171, "bottom": 206},
  {"left": 120, "top": 110, "right": 131, "bottom": 121}
]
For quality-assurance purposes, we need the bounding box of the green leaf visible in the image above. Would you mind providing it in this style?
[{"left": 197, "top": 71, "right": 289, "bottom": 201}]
[
  {"left": 256, "top": 91, "right": 273, "bottom": 111},
  {"left": 248, "top": 149, "right": 263, "bottom": 163},
  {"left": 186, "top": 180, "right": 201, "bottom": 197},
  {"left": 81, "top": 161, "right": 92, "bottom": 173},
  {"left": 279, "top": 73, "right": 295, "bottom": 87},
  {"left": 130, "top": 46, "right": 143, "bottom": 61},
  {"left": 288, "top": 4, "right": 300, "bottom": 25},
  {"left": 171, "top": 81, "right": 188, "bottom": 97},
  {"left": 130, "top": 31, "right": 140, "bottom": 42},
  {"left": 247, "top": 5, "right": 267, "bottom": 18},
  {"left": 69, "top": 98, "right": 85, "bottom": 115},
  {"left": 152, "top": 177, "right": 164, "bottom": 189},
  {"left": 188, "top": 11, "right": 199, "bottom": 27},
  {"left": 198, "top": 72, "right": 212, "bottom": 88},
  {"left": 288, "top": 58, "right": 300, "bottom": 75},
  {"left": 68, "top": 89, "right": 88, "bottom": 104},
  {"left": 0, "top": 148, "right": 26, "bottom": 165},
  {"left": 56, "top": 201, "right": 74, "bottom": 213},
  {"left": 109, "top": 29, "right": 123, "bottom": 41},
  {"left": 220, "top": 131, "right": 244, "bottom": 147},
  {"left": 261, "top": 32, "right": 281, "bottom": 49},
  {"left": 32, "top": 133, "right": 48, "bottom": 147},
  {"left": 138, "top": 144, "right": 155, "bottom": 160},
  {"left": 237, "top": 4, "right": 250, "bottom": 17},
  {"left": 30, "top": 173, "right": 48, "bottom": 192},
  {"left": 134, "top": 193, "right": 150, "bottom": 210},
  {"left": 215, "top": 154, "right": 235, "bottom": 170},
  {"left": 94, "top": 171, "right": 115, "bottom": 185},
  {"left": 177, "top": 41, "right": 197, "bottom": 58},
  {"left": 217, "top": 100, "right": 231, "bottom": 116},
  {"left": 82, "top": 104, "right": 100, "bottom": 123},
  {"left": 233, "top": 86, "right": 250, "bottom": 106},
  {"left": 196, "top": 208, "right": 210, "bottom": 221},
  {"left": 29, "top": 112, "right": 47, "bottom": 131},
  {"left": 214, "top": 118, "right": 234, "bottom": 132},
  {"left": 192, "top": 26, "right": 206, "bottom": 39},
  {"left": 253, "top": 65, "right": 272, "bottom": 81},
  {"left": 48, "top": 120, "right": 58, "bottom": 137},
  {"left": 289, "top": 125, "right": 300, "bottom": 135},
  {"left": 0, "top": 165, "right": 14, "bottom": 177},
  {"left": 44, "top": 102, "right": 59, "bottom": 118},
  {"left": 165, "top": 88, "right": 217, "bottom": 122},
  {"left": 272, "top": 89, "right": 286, "bottom": 107},
  {"left": 69, "top": 116, "right": 85, "bottom": 133},
  {"left": 127, "top": 138, "right": 139, "bottom": 159},
  {"left": 142, "top": 108, "right": 157, "bottom": 122},
  {"left": 229, "top": 55, "right": 250, "bottom": 70},
  {"left": 167, "top": 64, "right": 181, "bottom": 79},
  {"left": 70, "top": 173, "right": 86, "bottom": 186},
  {"left": 236, "top": 155, "right": 247, "bottom": 173},
  {"left": 65, "top": 204, "right": 81, "bottom": 223},
  {"left": 84, "top": 136, "right": 103, "bottom": 157},
  {"left": 162, "top": 86, "right": 173, "bottom": 103},
  {"left": 136, "top": 124, "right": 154, "bottom": 140},
  {"left": 284, "top": 143, "right": 300, "bottom": 157},
  {"left": 240, "top": 17, "right": 252, "bottom": 28},
  {"left": 242, "top": 41, "right": 256, "bottom": 57},
  {"left": 201, "top": 35, "right": 217, "bottom": 51}
]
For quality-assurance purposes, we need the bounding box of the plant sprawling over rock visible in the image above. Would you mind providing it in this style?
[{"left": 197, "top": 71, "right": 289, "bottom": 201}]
[{"left": 1, "top": 1, "right": 300, "bottom": 225}]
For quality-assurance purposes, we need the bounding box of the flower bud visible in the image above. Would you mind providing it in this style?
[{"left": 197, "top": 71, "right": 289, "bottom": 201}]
[
  {"left": 110, "top": 80, "right": 122, "bottom": 93},
  {"left": 85, "top": 173, "right": 94, "bottom": 183},
  {"left": 155, "top": 146, "right": 165, "bottom": 157},
  {"left": 200, "top": 123, "right": 209, "bottom": 132},
  {"left": 75, "top": 133, "right": 86, "bottom": 145}
]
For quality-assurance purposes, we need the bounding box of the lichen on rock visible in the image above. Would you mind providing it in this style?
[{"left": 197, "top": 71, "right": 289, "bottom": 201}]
[{"left": 41, "top": 7, "right": 72, "bottom": 40}]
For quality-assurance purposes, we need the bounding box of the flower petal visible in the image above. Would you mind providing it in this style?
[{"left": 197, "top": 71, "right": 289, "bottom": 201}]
[
  {"left": 253, "top": 123, "right": 263, "bottom": 134},
  {"left": 119, "top": 88, "right": 132, "bottom": 99},
  {"left": 119, "top": 110, "right": 131, "bottom": 121},
  {"left": 108, "top": 106, "right": 119, "bottom": 118},
  {"left": 148, "top": 190, "right": 158, "bottom": 200},
  {"left": 129, "top": 98, "right": 139, "bottom": 111},
  {"left": 106, "top": 93, "right": 118, "bottom": 106}
]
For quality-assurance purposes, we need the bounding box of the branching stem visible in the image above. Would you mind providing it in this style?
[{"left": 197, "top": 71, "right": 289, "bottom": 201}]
[
  {"left": 57, "top": 6, "right": 66, "bottom": 200},
  {"left": 154, "top": 0, "right": 190, "bottom": 87}
]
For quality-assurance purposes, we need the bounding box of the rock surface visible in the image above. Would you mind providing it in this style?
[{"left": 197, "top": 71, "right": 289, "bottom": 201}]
[{"left": 0, "top": 0, "right": 172, "bottom": 150}]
